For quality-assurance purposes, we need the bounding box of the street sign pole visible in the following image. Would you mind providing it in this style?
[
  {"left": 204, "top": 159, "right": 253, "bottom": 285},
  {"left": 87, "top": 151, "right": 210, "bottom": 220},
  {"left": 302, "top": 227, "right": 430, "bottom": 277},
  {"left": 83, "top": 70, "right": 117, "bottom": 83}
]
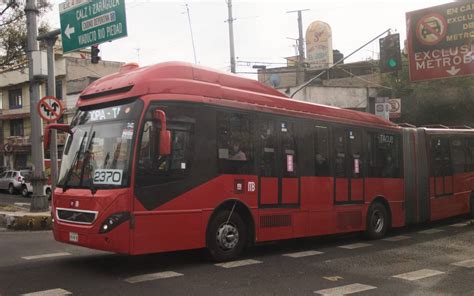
[
  {"left": 37, "top": 29, "right": 61, "bottom": 193},
  {"left": 26, "top": 0, "right": 48, "bottom": 212}
]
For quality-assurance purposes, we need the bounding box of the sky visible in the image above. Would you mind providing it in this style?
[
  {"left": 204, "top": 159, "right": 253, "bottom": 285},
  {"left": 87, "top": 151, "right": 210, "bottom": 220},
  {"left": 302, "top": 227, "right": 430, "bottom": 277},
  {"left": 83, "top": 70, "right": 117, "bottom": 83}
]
[{"left": 44, "top": 0, "right": 451, "bottom": 77}]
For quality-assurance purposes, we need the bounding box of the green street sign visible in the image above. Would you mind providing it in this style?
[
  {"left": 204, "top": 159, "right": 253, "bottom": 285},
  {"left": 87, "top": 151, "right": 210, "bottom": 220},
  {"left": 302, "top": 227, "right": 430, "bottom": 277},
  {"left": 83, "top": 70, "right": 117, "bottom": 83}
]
[{"left": 59, "top": 0, "right": 128, "bottom": 53}]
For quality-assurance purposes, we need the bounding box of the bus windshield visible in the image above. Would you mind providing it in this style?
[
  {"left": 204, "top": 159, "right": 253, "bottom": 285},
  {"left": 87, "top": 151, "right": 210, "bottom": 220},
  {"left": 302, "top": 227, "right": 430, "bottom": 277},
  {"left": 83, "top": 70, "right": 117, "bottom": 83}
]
[{"left": 57, "top": 100, "right": 143, "bottom": 191}]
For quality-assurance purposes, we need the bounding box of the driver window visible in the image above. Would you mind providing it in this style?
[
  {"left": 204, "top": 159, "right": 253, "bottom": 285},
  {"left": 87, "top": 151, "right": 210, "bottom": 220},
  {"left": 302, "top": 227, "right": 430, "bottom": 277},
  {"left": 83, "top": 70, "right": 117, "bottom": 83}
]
[{"left": 136, "top": 109, "right": 195, "bottom": 187}]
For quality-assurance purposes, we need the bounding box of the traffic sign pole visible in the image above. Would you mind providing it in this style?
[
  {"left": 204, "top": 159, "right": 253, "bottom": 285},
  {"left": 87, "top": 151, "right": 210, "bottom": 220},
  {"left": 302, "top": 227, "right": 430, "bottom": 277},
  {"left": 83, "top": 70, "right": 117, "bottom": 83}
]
[{"left": 37, "top": 30, "right": 60, "bottom": 193}]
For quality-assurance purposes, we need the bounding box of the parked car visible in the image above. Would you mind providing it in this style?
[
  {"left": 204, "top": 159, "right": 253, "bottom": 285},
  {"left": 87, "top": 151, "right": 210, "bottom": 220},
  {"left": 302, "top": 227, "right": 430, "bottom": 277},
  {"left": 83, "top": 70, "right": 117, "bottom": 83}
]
[
  {"left": 20, "top": 172, "right": 52, "bottom": 199},
  {"left": 0, "top": 170, "right": 31, "bottom": 195}
]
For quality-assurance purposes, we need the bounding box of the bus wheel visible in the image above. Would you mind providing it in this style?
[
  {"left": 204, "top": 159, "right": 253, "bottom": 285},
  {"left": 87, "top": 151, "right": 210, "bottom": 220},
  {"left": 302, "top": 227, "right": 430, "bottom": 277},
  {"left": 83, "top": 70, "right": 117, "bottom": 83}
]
[
  {"left": 366, "top": 202, "right": 389, "bottom": 240},
  {"left": 207, "top": 210, "right": 247, "bottom": 262}
]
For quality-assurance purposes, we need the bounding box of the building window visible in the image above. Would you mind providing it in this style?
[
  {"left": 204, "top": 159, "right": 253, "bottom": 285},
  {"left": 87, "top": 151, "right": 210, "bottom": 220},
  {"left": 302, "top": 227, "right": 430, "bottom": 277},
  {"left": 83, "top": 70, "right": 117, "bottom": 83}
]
[
  {"left": 8, "top": 89, "right": 22, "bottom": 109},
  {"left": 10, "top": 119, "right": 24, "bottom": 137}
]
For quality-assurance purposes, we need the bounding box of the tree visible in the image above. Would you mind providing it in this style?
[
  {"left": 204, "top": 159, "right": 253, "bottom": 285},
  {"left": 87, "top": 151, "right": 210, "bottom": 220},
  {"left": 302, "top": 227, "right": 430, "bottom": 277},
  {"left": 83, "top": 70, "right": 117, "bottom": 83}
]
[
  {"left": 0, "top": 0, "right": 52, "bottom": 69},
  {"left": 379, "top": 56, "right": 474, "bottom": 127}
]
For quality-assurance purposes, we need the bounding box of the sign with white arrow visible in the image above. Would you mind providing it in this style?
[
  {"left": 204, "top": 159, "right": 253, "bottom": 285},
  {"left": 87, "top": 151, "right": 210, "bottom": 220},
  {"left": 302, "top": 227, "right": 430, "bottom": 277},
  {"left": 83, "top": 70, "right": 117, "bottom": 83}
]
[
  {"left": 406, "top": 2, "right": 473, "bottom": 82},
  {"left": 59, "top": 0, "right": 127, "bottom": 53}
]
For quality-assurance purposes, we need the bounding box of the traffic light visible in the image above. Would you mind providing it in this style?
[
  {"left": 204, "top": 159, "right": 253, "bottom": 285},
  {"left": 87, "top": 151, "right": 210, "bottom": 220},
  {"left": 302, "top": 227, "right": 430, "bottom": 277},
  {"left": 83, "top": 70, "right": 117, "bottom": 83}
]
[
  {"left": 91, "top": 44, "right": 101, "bottom": 64},
  {"left": 379, "top": 33, "right": 401, "bottom": 73}
]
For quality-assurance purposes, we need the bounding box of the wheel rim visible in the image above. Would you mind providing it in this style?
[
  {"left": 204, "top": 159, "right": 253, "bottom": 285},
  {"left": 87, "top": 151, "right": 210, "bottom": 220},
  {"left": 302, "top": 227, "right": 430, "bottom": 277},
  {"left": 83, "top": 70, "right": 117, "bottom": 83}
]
[
  {"left": 9, "top": 185, "right": 13, "bottom": 194},
  {"left": 22, "top": 188, "right": 27, "bottom": 196},
  {"left": 371, "top": 209, "right": 384, "bottom": 233},
  {"left": 216, "top": 222, "right": 239, "bottom": 251}
]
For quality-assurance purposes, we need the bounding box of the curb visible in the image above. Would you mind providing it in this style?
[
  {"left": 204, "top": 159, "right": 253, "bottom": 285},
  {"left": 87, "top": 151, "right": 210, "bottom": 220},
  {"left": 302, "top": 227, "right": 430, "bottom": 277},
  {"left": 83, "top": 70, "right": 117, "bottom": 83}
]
[{"left": 0, "top": 212, "right": 52, "bottom": 231}]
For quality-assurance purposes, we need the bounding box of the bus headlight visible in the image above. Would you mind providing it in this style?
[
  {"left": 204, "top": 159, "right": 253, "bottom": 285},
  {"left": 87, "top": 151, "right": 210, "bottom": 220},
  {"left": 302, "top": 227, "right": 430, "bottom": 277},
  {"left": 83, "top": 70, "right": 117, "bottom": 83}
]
[{"left": 99, "top": 212, "right": 131, "bottom": 234}]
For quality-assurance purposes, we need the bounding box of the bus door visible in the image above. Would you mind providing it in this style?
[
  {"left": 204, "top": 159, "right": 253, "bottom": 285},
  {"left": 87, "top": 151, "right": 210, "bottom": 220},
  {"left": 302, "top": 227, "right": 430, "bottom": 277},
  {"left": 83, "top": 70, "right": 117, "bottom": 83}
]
[
  {"left": 258, "top": 119, "right": 299, "bottom": 207},
  {"left": 333, "top": 128, "right": 364, "bottom": 203},
  {"left": 430, "top": 137, "right": 453, "bottom": 197}
]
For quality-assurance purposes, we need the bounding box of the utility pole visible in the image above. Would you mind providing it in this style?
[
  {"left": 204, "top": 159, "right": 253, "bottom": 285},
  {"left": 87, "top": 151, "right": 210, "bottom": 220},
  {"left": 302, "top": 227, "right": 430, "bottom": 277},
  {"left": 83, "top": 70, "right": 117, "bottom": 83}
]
[
  {"left": 37, "top": 29, "right": 60, "bottom": 193},
  {"left": 226, "top": 0, "right": 236, "bottom": 73},
  {"left": 287, "top": 9, "right": 309, "bottom": 85},
  {"left": 26, "top": 0, "right": 47, "bottom": 211},
  {"left": 185, "top": 3, "right": 198, "bottom": 64}
]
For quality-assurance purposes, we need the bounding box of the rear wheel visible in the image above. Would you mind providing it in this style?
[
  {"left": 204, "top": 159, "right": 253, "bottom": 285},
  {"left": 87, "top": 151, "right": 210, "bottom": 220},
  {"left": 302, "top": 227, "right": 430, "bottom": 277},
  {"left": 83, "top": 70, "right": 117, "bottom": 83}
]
[
  {"left": 207, "top": 210, "right": 247, "bottom": 262},
  {"left": 8, "top": 184, "right": 15, "bottom": 195},
  {"left": 21, "top": 185, "right": 29, "bottom": 197},
  {"left": 366, "top": 202, "right": 389, "bottom": 240}
]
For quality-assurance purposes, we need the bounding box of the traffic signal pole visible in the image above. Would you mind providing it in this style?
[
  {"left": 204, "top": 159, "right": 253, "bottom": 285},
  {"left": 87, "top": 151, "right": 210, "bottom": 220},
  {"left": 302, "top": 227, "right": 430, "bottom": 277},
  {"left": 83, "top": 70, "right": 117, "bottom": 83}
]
[
  {"left": 37, "top": 29, "right": 61, "bottom": 193},
  {"left": 26, "top": 0, "right": 48, "bottom": 211}
]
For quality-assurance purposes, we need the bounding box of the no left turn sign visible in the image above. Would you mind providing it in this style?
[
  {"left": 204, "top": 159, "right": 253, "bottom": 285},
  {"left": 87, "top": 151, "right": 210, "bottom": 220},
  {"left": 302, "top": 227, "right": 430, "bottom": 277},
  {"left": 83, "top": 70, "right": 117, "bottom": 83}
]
[{"left": 38, "top": 96, "right": 64, "bottom": 122}]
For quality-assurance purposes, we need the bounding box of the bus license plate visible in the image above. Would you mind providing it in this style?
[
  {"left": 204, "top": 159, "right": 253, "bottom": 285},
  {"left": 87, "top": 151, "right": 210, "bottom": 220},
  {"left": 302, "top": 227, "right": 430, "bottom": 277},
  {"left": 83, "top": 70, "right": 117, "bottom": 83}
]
[{"left": 69, "top": 232, "right": 78, "bottom": 242}]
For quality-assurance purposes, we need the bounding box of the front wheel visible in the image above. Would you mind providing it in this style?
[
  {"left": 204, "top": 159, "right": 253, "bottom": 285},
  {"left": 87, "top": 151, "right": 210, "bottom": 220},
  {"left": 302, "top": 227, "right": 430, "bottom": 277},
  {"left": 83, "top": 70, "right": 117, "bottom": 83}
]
[
  {"left": 46, "top": 188, "right": 52, "bottom": 201},
  {"left": 207, "top": 210, "right": 247, "bottom": 262},
  {"left": 365, "top": 202, "right": 389, "bottom": 240}
]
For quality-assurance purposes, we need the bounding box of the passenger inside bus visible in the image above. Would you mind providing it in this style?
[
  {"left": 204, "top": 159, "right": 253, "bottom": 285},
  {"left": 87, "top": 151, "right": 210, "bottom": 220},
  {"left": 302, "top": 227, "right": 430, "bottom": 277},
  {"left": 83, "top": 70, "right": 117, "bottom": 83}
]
[{"left": 229, "top": 143, "right": 247, "bottom": 161}]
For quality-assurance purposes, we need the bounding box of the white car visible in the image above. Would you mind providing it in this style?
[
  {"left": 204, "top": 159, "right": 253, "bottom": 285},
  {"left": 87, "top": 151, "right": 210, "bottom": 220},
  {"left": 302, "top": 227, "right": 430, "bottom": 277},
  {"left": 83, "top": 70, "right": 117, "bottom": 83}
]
[{"left": 21, "top": 180, "right": 52, "bottom": 199}]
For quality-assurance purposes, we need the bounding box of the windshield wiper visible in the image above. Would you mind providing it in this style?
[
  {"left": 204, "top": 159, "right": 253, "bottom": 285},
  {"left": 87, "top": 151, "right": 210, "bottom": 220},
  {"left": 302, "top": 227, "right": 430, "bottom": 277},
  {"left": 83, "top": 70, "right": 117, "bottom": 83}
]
[
  {"left": 62, "top": 131, "right": 88, "bottom": 192},
  {"left": 80, "top": 131, "right": 97, "bottom": 195}
]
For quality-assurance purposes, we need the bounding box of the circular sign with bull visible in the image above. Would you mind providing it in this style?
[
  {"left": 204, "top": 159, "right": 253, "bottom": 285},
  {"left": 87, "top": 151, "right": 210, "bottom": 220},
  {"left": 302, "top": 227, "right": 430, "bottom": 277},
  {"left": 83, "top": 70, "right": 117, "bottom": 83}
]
[{"left": 37, "top": 96, "right": 64, "bottom": 122}]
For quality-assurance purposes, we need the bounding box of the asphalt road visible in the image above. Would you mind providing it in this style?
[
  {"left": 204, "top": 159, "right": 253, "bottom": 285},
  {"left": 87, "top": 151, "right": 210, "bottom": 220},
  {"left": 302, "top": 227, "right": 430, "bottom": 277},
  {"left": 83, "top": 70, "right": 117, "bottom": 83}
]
[{"left": 0, "top": 216, "right": 473, "bottom": 296}]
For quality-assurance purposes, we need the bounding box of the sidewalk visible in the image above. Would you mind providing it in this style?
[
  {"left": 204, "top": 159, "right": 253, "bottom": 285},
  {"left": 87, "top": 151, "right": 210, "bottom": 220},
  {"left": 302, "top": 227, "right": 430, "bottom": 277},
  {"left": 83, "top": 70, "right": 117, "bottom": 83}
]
[{"left": 0, "top": 194, "right": 52, "bottom": 231}]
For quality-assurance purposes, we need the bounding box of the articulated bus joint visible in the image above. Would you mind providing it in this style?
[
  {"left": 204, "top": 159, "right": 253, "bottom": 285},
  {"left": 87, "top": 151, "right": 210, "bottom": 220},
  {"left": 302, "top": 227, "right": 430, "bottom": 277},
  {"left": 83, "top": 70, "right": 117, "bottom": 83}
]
[{"left": 99, "top": 212, "right": 131, "bottom": 234}]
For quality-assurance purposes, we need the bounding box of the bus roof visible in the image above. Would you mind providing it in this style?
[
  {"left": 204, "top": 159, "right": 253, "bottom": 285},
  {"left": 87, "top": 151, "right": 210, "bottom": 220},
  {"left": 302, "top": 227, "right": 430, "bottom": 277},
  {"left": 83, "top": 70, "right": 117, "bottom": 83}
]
[{"left": 78, "top": 61, "right": 398, "bottom": 128}]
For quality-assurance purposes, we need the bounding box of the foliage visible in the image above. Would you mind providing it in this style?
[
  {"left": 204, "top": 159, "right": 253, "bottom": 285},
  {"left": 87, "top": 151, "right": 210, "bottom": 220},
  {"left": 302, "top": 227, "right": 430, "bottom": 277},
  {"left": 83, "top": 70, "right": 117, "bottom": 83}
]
[
  {"left": 380, "top": 55, "right": 474, "bottom": 127},
  {"left": 0, "top": 0, "right": 52, "bottom": 69}
]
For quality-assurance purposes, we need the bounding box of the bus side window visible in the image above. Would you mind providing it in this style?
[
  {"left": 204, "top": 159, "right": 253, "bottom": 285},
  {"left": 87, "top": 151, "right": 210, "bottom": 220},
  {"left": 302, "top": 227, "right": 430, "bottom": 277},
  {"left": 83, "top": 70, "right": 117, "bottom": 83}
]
[
  {"left": 281, "top": 121, "right": 297, "bottom": 176},
  {"left": 334, "top": 129, "right": 346, "bottom": 177},
  {"left": 217, "top": 112, "right": 253, "bottom": 174},
  {"left": 258, "top": 119, "right": 277, "bottom": 177},
  {"left": 430, "top": 138, "right": 451, "bottom": 177},
  {"left": 136, "top": 116, "right": 194, "bottom": 186},
  {"left": 368, "top": 133, "right": 400, "bottom": 178},
  {"left": 314, "top": 125, "right": 329, "bottom": 176},
  {"left": 450, "top": 138, "right": 468, "bottom": 173}
]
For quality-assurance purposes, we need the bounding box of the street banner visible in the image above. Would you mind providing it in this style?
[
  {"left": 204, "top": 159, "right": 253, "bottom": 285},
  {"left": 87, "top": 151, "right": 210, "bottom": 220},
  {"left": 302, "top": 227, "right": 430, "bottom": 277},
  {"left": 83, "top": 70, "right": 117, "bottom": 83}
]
[{"left": 406, "top": 2, "right": 473, "bottom": 82}]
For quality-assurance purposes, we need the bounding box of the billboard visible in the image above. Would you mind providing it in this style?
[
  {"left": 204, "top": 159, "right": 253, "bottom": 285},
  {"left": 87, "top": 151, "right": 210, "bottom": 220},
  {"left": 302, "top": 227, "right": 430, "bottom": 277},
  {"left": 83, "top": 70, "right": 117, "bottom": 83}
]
[
  {"left": 406, "top": 2, "right": 474, "bottom": 82},
  {"left": 305, "top": 21, "right": 333, "bottom": 69}
]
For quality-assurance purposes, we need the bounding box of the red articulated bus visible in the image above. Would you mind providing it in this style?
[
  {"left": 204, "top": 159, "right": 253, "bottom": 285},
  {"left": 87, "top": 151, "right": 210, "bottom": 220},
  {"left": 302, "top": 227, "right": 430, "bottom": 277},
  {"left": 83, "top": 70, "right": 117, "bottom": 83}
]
[{"left": 45, "top": 62, "right": 474, "bottom": 261}]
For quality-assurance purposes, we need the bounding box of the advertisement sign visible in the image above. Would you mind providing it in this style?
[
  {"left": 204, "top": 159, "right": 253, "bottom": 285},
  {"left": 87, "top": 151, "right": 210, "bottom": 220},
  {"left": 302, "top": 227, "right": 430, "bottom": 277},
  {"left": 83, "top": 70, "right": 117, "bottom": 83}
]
[
  {"left": 406, "top": 2, "right": 474, "bottom": 82},
  {"left": 388, "top": 98, "right": 401, "bottom": 119},
  {"left": 305, "top": 21, "right": 333, "bottom": 69}
]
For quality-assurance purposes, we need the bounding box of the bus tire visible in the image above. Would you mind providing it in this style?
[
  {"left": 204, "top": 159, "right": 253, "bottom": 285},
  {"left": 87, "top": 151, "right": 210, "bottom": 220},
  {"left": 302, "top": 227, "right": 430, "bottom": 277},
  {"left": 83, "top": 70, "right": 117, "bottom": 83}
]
[
  {"left": 365, "top": 202, "right": 389, "bottom": 240},
  {"left": 207, "top": 210, "right": 247, "bottom": 262}
]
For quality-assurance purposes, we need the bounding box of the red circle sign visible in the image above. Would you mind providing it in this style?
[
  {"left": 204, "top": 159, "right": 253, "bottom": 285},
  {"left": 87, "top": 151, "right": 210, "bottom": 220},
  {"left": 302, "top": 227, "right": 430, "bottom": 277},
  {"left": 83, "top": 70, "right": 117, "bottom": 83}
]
[
  {"left": 37, "top": 96, "right": 64, "bottom": 122},
  {"left": 415, "top": 13, "right": 447, "bottom": 46}
]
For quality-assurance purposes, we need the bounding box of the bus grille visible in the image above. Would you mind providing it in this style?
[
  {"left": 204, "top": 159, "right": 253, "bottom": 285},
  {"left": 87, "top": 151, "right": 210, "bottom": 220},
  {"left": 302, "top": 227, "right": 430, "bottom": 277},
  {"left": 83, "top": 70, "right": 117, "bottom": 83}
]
[{"left": 56, "top": 208, "right": 97, "bottom": 225}]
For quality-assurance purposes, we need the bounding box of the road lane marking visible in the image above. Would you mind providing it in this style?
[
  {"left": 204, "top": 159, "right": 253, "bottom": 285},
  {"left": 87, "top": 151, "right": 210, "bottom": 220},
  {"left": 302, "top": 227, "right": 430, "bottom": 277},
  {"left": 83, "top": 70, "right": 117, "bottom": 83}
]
[
  {"left": 22, "top": 252, "right": 71, "bottom": 260},
  {"left": 215, "top": 259, "right": 262, "bottom": 268},
  {"left": 338, "top": 243, "right": 372, "bottom": 250},
  {"left": 418, "top": 228, "right": 444, "bottom": 234},
  {"left": 392, "top": 269, "right": 445, "bottom": 281},
  {"left": 314, "top": 283, "right": 377, "bottom": 295},
  {"left": 449, "top": 222, "right": 470, "bottom": 227},
  {"left": 125, "top": 271, "right": 183, "bottom": 284},
  {"left": 383, "top": 235, "right": 410, "bottom": 242},
  {"left": 22, "top": 288, "right": 72, "bottom": 296},
  {"left": 283, "top": 250, "right": 324, "bottom": 258},
  {"left": 451, "top": 259, "right": 474, "bottom": 268}
]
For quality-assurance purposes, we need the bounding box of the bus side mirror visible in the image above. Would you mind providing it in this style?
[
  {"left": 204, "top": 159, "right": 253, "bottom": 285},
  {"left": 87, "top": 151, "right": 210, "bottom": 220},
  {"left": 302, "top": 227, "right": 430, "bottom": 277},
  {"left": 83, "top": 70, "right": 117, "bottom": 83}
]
[
  {"left": 44, "top": 124, "right": 72, "bottom": 151},
  {"left": 153, "top": 109, "right": 171, "bottom": 156}
]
